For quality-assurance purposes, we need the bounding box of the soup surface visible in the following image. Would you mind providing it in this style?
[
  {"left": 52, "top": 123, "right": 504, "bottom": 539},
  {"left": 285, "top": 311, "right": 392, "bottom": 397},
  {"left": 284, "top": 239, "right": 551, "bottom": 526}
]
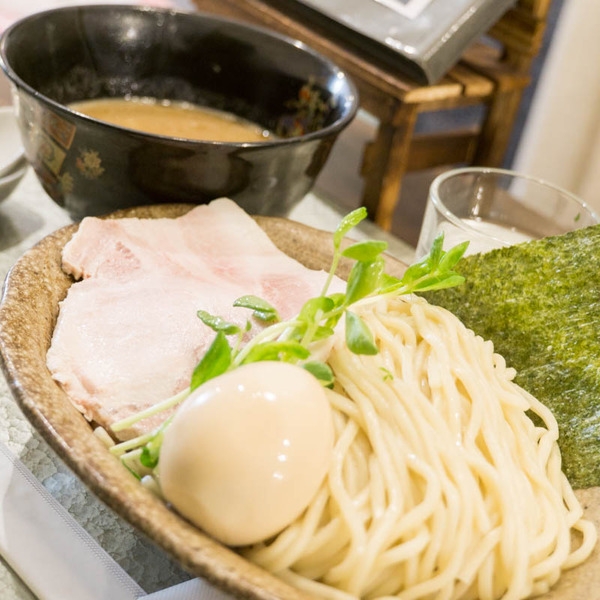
[{"left": 70, "top": 97, "right": 272, "bottom": 143}]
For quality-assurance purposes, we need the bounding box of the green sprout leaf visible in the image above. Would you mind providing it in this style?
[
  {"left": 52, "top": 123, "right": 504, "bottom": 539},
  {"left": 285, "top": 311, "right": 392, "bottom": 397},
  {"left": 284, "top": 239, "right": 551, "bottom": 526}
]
[
  {"left": 410, "top": 273, "right": 465, "bottom": 292},
  {"left": 241, "top": 340, "right": 311, "bottom": 364},
  {"left": 380, "top": 367, "right": 393, "bottom": 381},
  {"left": 310, "top": 325, "right": 336, "bottom": 342},
  {"left": 234, "top": 295, "right": 279, "bottom": 322},
  {"left": 438, "top": 240, "right": 469, "bottom": 271},
  {"left": 342, "top": 239, "right": 388, "bottom": 262},
  {"left": 299, "top": 296, "right": 336, "bottom": 321},
  {"left": 303, "top": 361, "right": 335, "bottom": 387},
  {"left": 197, "top": 310, "right": 240, "bottom": 335},
  {"left": 190, "top": 331, "right": 232, "bottom": 391},
  {"left": 381, "top": 235, "right": 468, "bottom": 296},
  {"left": 345, "top": 257, "right": 386, "bottom": 305},
  {"left": 333, "top": 207, "right": 367, "bottom": 249},
  {"left": 345, "top": 310, "right": 378, "bottom": 355}
]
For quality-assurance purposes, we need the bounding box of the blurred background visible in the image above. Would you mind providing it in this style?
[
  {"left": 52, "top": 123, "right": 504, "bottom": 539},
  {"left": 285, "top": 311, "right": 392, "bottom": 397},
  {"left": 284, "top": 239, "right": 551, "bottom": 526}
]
[{"left": 315, "top": 0, "right": 600, "bottom": 242}]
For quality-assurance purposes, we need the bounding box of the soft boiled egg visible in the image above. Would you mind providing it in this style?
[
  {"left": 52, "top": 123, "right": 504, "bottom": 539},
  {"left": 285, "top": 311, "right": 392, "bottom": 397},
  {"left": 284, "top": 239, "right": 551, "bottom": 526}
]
[{"left": 157, "top": 361, "right": 334, "bottom": 546}]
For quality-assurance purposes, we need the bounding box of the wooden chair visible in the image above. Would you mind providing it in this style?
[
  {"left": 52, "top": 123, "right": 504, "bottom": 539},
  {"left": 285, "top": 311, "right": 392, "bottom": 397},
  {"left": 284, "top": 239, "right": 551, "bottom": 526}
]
[{"left": 191, "top": 0, "right": 552, "bottom": 231}]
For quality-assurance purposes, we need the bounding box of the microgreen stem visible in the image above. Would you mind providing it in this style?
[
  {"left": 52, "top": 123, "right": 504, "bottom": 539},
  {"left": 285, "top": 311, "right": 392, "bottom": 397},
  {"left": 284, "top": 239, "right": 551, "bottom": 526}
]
[
  {"left": 320, "top": 252, "right": 341, "bottom": 298},
  {"left": 321, "top": 206, "right": 368, "bottom": 296},
  {"left": 110, "top": 431, "right": 156, "bottom": 456},
  {"left": 300, "top": 308, "right": 324, "bottom": 347},
  {"left": 231, "top": 318, "right": 304, "bottom": 367},
  {"left": 111, "top": 386, "right": 191, "bottom": 433}
]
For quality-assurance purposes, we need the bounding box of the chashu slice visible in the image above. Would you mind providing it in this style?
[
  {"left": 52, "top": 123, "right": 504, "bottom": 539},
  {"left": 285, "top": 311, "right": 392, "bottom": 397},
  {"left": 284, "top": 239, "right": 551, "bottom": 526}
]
[{"left": 47, "top": 198, "right": 343, "bottom": 440}]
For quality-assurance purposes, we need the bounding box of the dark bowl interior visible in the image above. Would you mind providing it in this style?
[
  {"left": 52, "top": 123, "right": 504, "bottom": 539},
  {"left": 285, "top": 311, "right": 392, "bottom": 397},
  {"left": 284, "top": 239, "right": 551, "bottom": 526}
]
[{"left": 0, "top": 4, "right": 358, "bottom": 219}]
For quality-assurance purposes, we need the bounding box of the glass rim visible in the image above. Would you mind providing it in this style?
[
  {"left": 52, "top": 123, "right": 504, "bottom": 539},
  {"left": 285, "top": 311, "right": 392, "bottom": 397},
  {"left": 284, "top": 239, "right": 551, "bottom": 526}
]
[{"left": 428, "top": 167, "right": 600, "bottom": 243}]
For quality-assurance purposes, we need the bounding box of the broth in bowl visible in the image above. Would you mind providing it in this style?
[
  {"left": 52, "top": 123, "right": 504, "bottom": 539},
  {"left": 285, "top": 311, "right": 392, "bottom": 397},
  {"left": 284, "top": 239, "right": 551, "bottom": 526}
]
[{"left": 70, "top": 97, "right": 274, "bottom": 143}]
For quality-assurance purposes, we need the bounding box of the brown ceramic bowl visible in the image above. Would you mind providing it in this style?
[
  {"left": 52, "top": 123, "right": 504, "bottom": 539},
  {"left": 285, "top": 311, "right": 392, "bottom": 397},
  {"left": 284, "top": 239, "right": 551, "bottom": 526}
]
[
  {"left": 0, "top": 207, "right": 598, "bottom": 599},
  {"left": 0, "top": 4, "right": 358, "bottom": 220}
]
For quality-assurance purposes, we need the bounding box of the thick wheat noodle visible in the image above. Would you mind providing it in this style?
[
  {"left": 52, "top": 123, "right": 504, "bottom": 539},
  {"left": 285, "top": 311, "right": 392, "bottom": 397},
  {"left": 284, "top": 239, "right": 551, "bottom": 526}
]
[{"left": 243, "top": 295, "right": 597, "bottom": 600}]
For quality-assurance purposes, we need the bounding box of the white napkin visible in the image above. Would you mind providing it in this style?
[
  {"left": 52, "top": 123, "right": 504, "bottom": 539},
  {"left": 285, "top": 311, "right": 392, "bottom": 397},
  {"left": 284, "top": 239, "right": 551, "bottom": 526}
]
[
  {"left": 0, "top": 440, "right": 239, "bottom": 599},
  {"left": 144, "top": 579, "right": 235, "bottom": 600},
  {"left": 0, "top": 440, "right": 146, "bottom": 599}
]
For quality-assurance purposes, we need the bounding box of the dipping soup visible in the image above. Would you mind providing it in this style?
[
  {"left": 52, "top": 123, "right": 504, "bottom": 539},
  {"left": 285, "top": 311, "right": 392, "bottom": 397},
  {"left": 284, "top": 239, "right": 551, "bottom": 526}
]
[{"left": 69, "top": 97, "right": 273, "bottom": 143}]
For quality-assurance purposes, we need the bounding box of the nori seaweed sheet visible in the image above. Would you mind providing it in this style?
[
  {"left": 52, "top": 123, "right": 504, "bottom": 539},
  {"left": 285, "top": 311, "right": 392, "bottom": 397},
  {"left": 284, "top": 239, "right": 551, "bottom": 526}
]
[{"left": 423, "top": 224, "right": 600, "bottom": 489}]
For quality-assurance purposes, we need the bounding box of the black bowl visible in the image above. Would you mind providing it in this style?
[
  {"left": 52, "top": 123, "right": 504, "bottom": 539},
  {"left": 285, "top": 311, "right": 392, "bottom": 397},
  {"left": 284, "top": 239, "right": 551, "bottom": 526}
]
[{"left": 0, "top": 4, "right": 358, "bottom": 220}]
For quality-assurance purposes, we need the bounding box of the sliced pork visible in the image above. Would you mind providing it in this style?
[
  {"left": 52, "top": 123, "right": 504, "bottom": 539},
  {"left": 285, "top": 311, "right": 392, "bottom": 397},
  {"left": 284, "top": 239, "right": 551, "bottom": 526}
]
[{"left": 47, "top": 198, "right": 343, "bottom": 439}]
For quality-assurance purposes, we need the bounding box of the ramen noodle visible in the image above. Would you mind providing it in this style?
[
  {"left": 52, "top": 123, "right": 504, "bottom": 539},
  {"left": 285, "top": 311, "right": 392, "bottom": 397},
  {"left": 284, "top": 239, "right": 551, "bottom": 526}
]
[{"left": 244, "top": 295, "right": 596, "bottom": 600}]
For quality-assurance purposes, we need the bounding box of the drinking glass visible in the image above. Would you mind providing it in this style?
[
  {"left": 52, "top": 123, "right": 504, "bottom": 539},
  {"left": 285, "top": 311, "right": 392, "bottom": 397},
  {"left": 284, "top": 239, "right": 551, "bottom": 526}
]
[{"left": 415, "top": 167, "right": 599, "bottom": 258}]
